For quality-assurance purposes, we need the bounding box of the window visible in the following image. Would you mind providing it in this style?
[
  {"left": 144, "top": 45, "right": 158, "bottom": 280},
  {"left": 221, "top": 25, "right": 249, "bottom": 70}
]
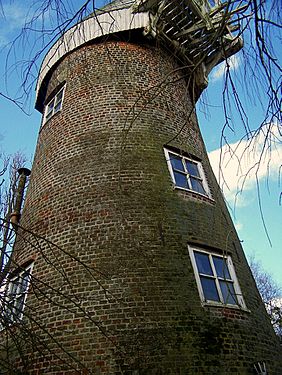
[
  {"left": 44, "top": 85, "right": 65, "bottom": 123},
  {"left": 164, "top": 148, "right": 210, "bottom": 197},
  {"left": 4, "top": 263, "right": 33, "bottom": 323},
  {"left": 189, "top": 246, "right": 245, "bottom": 308}
]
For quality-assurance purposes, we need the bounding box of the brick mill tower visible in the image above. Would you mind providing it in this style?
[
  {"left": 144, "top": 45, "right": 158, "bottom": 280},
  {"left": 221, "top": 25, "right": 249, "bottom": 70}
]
[{"left": 2, "top": 0, "right": 282, "bottom": 374}]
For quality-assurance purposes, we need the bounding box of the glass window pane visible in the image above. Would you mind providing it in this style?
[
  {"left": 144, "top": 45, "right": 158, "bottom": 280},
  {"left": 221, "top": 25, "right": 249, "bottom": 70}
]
[
  {"left": 219, "top": 281, "right": 237, "bottom": 305},
  {"left": 15, "top": 295, "right": 25, "bottom": 318},
  {"left": 173, "top": 171, "right": 189, "bottom": 189},
  {"left": 3, "top": 303, "right": 13, "bottom": 322},
  {"left": 194, "top": 252, "right": 213, "bottom": 275},
  {"left": 186, "top": 160, "right": 200, "bottom": 177},
  {"left": 20, "top": 270, "right": 31, "bottom": 293},
  {"left": 10, "top": 279, "right": 18, "bottom": 296},
  {"left": 54, "top": 101, "right": 62, "bottom": 113},
  {"left": 200, "top": 276, "right": 220, "bottom": 302},
  {"left": 47, "top": 99, "right": 54, "bottom": 113},
  {"left": 213, "top": 256, "right": 231, "bottom": 279},
  {"left": 169, "top": 153, "right": 185, "bottom": 171},
  {"left": 56, "top": 90, "right": 63, "bottom": 101},
  {"left": 190, "top": 177, "right": 206, "bottom": 195}
]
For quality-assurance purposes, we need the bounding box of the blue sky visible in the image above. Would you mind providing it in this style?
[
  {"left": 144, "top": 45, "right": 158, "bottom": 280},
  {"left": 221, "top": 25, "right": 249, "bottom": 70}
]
[
  {"left": 0, "top": 0, "right": 281, "bottom": 287},
  {"left": 197, "top": 58, "right": 282, "bottom": 286}
]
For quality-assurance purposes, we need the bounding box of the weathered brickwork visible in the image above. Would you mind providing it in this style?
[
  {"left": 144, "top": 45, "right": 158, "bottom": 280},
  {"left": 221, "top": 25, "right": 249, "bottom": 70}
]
[{"left": 2, "top": 37, "right": 282, "bottom": 374}]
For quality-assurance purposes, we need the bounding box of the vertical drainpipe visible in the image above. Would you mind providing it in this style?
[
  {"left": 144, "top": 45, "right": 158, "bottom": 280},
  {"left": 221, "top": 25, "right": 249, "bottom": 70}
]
[{"left": 10, "top": 167, "right": 31, "bottom": 229}]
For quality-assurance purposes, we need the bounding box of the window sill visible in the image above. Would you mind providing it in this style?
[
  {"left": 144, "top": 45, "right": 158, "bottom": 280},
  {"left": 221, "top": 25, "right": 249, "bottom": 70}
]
[
  {"left": 202, "top": 301, "right": 251, "bottom": 313},
  {"left": 174, "top": 186, "right": 215, "bottom": 203}
]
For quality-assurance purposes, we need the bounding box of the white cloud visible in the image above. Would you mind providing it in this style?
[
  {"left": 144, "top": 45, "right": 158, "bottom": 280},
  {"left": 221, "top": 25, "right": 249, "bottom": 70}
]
[
  {"left": 211, "top": 55, "right": 240, "bottom": 82},
  {"left": 208, "top": 123, "right": 282, "bottom": 206},
  {"left": 3, "top": 4, "right": 26, "bottom": 25},
  {"left": 0, "top": 1, "right": 57, "bottom": 48},
  {"left": 0, "top": 3, "right": 29, "bottom": 46}
]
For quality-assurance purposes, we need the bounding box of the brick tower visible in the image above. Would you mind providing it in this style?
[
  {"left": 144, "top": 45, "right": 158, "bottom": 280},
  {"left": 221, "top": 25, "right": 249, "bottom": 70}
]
[{"left": 2, "top": 0, "right": 282, "bottom": 374}]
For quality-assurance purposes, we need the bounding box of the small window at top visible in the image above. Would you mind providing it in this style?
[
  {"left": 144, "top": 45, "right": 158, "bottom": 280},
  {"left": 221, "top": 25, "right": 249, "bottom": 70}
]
[{"left": 43, "top": 85, "right": 65, "bottom": 123}]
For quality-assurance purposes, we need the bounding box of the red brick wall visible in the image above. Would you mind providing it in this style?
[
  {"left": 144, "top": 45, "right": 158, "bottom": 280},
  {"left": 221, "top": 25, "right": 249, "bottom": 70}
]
[{"left": 5, "top": 39, "right": 282, "bottom": 374}]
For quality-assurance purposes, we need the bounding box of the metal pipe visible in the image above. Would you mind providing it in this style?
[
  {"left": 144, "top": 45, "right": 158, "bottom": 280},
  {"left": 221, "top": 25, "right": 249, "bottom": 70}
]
[{"left": 10, "top": 167, "right": 31, "bottom": 227}]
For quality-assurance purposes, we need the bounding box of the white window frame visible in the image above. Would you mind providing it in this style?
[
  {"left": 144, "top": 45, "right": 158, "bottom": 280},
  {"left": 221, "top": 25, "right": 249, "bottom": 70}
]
[
  {"left": 188, "top": 246, "right": 246, "bottom": 309},
  {"left": 4, "top": 263, "right": 34, "bottom": 324},
  {"left": 43, "top": 84, "right": 66, "bottom": 123},
  {"left": 164, "top": 148, "right": 211, "bottom": 198}
]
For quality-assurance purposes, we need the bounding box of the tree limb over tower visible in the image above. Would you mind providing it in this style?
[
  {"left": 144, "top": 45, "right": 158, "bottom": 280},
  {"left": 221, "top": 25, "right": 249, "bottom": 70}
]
[{"left": 1, "top": 0, "right": 281, "bottom": 374}]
